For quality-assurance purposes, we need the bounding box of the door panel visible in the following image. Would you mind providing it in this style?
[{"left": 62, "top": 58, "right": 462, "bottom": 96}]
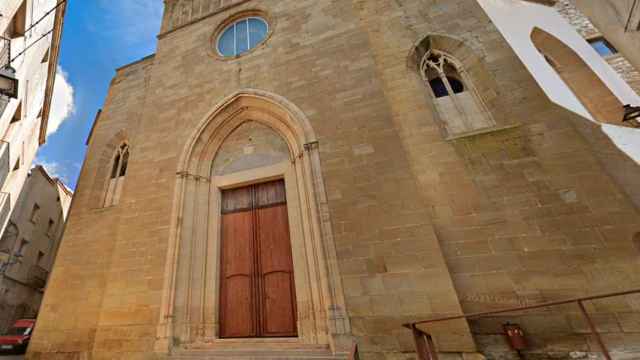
[
  {"left": 257, "top": 204, "right": 297, "bottom": 337},
  {"left": 221, "top": 275, "right": 255, "bottom": 337},
  {"left": 262, "top": 271, "right": 297, "bottom": 336},
  {"left": 255, "top": 180, "right": 287, "bottom": 207},
  {"left": 219, "top": 211, "right": 256, "bottom": 338},
  {"left": 222, "top": 186, "right": 253, "bottom": 214},
  {"left": 219, "top": 180, "right": 297, "bottom": 338}
]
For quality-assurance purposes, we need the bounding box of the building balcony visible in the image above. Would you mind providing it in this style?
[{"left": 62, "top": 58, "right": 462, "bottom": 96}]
[
  {"left": 27, "top": 264, "right": 48, "bottom": 289},
  {"left": 0, "top": 141, "right": 10, "bottom": 188},
  {"left": 0, "top": 36, "right": 9, "bottom": 71},
  {"left": 0, "top": 192, "right": 10, "bottom": 236}
]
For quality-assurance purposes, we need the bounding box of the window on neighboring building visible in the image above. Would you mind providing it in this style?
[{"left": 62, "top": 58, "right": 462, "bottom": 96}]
[
  {"left": 11, "top": 102, "right": 22, "bottom": 123},
  {"left": 41, "top": 48, "right": 50, "bottom": 63},
  {"left": 217, "top": 17, "right": 269, "bottom": 57},
  {"left": 104, "top": 143, "right": 129, "bottom": 207},
  {"left": 47, "top": 219, "right": 55, "bottom": 237},
  {"left": 36, "top": 251, "right": 45, "bottom": 266},
  {"left": 0, "top": 223, "right": 18, "bottom": 254},
  {"left": 588, "top": 37, "right": 618, "bottom": 57},
  {"left": 15, "top": 239, "right": 29, "bottom": 257},
  {"left": 30, "top": 204, "right": 40, "bottom": 224},
  {"left": 7, "top": 2, "right": 27, "bottom": 39}
]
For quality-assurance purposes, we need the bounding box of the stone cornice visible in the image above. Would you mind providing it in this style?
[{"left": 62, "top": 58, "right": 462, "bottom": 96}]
[{"left": 39, "top": 1, "right": 67, "bottom": 145}]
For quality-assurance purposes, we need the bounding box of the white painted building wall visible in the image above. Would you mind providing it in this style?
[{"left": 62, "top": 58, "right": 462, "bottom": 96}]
[
  {"left": 0, "top": 0, "right": 62, "bottom": 236},
  {"left": 478, "top": 0, "right": 640, "bottom": 163}
]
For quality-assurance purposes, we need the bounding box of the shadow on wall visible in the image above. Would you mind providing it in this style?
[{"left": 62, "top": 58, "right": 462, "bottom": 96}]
[
  {"left": 551, "top": 101, "right": 640, "bottom": 209},
  {"left": 531, "top": 27, "right": 630, "bottom": 127}
]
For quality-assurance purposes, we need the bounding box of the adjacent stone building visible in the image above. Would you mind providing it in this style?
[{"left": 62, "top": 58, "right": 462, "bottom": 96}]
[
  {"left": 572, "top": 0, "right": 640, "bottom": 74},
  {"left": 555, "top": 0, "right": 640, "bottom": 94},
  {"left": 0, "top": 165, "right": 71, "bottom": 333},
  {"left": 28, "top": 1, "right": 640, "bottom": 359},
  {"left": 0, "top": 0, "right": 67, "bottom": 244}
]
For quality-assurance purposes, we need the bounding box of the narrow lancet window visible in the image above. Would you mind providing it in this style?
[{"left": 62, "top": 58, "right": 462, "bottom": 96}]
[{"left": 104, "top": 144, "right": 129, "bottom": 207}]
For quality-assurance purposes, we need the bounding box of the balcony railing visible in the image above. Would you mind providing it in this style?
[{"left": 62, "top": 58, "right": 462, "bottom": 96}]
[
  {"left": 0, "top": 36, "right": 9, "bottom": 70},
  {"left": 0, "top": 192, "right": 10, "bottom": 237},
  {"left": 623, "top": 104, "right": 640, "bottom": 127},
  {"left": 404, "top": 288, "right": 640, "bottom": 360},
  {"left": 27, "top": 265, "right": 48, "bottom": 289},
  {"left": 0, "top": 141, "right": 9, "bottom": 188}
]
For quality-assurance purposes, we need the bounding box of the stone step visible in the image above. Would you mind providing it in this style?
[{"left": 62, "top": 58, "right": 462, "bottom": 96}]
[{"left": 170, "top": 347, "right": 349, "bottom": 360}]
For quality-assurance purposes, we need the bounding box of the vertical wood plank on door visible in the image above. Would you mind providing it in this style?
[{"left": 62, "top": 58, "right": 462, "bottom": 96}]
[
  {"left": 219, "top": 179, "right": 297, "bottom": 338},
  {"left": 220, "top": 185, "right": 256, "bottom": 338},
  {"left": 257, "top": 202, "right": 297, "bottom": 337}
]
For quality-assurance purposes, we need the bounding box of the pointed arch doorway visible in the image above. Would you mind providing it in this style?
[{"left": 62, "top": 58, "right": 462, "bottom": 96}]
[{"left": 156, "top": 90, "right": 350, "bottom": 355}]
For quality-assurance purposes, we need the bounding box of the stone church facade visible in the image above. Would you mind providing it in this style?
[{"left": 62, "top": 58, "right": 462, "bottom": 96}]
[{"left": 28, "top": 0, "right": 640, "bottom": 359}]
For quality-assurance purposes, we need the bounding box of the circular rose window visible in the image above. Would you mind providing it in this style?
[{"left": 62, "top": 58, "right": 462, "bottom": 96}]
[{"left": 217, "top": 17, "right": 269, "bottom": 57}]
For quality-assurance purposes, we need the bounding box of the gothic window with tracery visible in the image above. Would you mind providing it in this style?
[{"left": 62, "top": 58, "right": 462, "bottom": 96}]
[
  {"left": 421, "top": 49, "right": 496, "bottom": 137},
  {"left": 104, "top": 144, "right": 129, "bottom": 207}
]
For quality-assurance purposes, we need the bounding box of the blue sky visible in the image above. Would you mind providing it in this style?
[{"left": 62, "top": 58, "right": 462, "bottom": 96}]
[{"left": 36, "top": 0, "right": 163, "bottom": 189}]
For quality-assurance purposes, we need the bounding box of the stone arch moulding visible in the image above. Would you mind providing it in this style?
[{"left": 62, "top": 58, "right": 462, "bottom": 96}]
[
  {"left": 155, "top": 89, "right": 351, "bottom": 356},
  {"left": 407, "top": 33, "right": 517, "bottom": 139},
  {"left": 88, "top": 130, "right": 129, "bottom": 209},
  {"left": 530, "top": 27, "right": 627, "bottom": 126},
  {"left": 408, "top": 33, "right": 500, "bottom": 105}
]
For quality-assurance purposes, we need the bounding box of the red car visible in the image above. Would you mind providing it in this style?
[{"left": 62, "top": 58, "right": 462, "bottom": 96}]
[{"left": 0, "top": 319, "right": 35, "bottom": 354}]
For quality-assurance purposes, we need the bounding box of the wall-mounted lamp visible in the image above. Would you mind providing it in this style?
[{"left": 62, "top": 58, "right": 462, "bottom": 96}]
[
  {"left": 623, "top": 104, "right": 640, "bottom": 125},
  {"left": 0, "top": 66, "right": 18, "bottom": 99}
]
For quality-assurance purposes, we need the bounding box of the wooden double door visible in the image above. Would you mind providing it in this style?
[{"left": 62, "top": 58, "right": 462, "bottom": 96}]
[{"left": 219, "top": 180, "right": 298, "bottom": 338}]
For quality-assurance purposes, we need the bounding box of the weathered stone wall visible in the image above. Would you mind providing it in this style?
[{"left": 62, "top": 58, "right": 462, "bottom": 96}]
[
  {"left": 29, "top": 58, "right": 156, "bottom": 359},
  {"left": 0, "top": 166, "right": 70, "bottom": 334},
  {"left": 0, "top": 281, "right": 40, "bottom": 333},
  {"left": 29, "top": 0, "right": 640, "bottom": 359},
  {"left": 160, "top": 0, "right": 248, "bottom": 34},
  {"left": 607, "top": 54, "right": 640, "bottom": 95},
  {"left": 31, "top": 1, "right": 472, "bottom": 358},
  {"left": 355, "top": 1, "right": 640, "bottom": 358},
  {"left": 555, "top": 0, "right": 601, "bottom": 39}
]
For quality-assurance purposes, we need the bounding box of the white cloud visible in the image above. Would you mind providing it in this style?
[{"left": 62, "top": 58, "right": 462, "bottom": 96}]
[
  {"left": 35, "top": 157, "right": 68, "bottom": 183},
  {"left": 47, "top": 66, "right": 75, "bottom": 136}
]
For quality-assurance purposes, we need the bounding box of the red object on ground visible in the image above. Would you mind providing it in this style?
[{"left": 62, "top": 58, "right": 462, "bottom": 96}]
[{"left": 0, "top": 319, "right": 35, "bottom": 354}]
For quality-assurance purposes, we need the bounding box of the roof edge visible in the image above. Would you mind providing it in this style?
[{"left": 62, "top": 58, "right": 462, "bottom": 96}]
[
  {"left": 32, "top": 165, "right": 72, "bottom": 196},
  {"left": 39, "top": 1, "right": 68, "bottom": 145},
  {"left": 115, "top": 54, "right": 156, "bottom": 72}
]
